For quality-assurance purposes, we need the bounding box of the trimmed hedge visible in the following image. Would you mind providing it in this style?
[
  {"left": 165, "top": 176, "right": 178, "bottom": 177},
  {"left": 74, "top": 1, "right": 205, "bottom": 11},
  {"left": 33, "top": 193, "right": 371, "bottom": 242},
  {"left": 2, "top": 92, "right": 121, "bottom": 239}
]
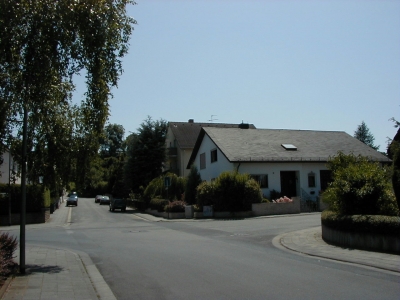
[
  {"left": 321, "top": 210, "right": 400, "bottom": 237},
  {"left": 0, "top": 184, "right": 47, "bottom": 215},
  {"left": 149, "top": 198, "right": 169, "bottom": 212}
]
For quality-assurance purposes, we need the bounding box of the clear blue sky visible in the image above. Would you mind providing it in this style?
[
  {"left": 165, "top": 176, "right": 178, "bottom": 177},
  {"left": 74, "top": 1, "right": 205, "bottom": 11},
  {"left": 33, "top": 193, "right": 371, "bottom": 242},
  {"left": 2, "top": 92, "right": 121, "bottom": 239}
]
[{"left": 75, "top": 0, "right": 400, "bottom": 151}]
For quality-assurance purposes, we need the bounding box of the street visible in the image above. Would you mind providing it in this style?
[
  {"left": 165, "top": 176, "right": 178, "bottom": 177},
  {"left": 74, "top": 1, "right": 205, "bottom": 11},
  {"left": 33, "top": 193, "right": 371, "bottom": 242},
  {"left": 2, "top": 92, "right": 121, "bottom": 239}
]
[{"left": 3, "top": 197, "right": 400, "bottom": 300}]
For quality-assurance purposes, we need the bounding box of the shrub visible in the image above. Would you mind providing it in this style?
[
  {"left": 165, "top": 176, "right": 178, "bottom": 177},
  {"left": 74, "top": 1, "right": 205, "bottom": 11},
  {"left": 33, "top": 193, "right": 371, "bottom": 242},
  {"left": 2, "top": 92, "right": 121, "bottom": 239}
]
[
  {"left": 0, "top": 232, "right": 18, "bottom": 276},
  {"left": 322, "top": 152, "right": 398, "bottom": 216},
  {"left": 196, "top": 181, "right": 215, "bottom": 209},
  {"left": 321, "top": 210, "right": 400, "bottom": 236},
  {"left": 143, "top": 173, "right": 186, "bottom": 202},
  {"left": 149, "top": 198, "right": 169, "bottom": 212},
  {"left": 213, "top": 172, "right": 261, "bottom": 212},
  {"left": 164, "top": 200, "right": 187, "bottom": 213},
  {"left": 269, "top": 189, "right": 282, "bottom": 200}
]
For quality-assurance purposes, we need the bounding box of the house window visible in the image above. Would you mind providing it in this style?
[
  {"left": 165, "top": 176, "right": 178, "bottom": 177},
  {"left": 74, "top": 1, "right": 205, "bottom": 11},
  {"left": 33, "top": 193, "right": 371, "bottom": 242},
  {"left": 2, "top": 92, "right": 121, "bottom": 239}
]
[
  {"left": 251, "top": 174, "right": 268, "bottom": 188},
  {"left": 200, "top": 153, "right": 206, "bottom": 169},
  {"left": 211, "top": 149, "right": 218, "bottom": 163},
  {"left": 308, "top": 172, "right": 316, "bottom": 188}
]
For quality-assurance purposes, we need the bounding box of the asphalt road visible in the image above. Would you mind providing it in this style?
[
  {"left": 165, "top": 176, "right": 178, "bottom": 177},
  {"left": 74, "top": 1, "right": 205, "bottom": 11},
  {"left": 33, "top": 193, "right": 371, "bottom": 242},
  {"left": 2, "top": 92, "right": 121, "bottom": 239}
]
[{"left": 7, "top": 198, "right": 400, "bottom": 299}]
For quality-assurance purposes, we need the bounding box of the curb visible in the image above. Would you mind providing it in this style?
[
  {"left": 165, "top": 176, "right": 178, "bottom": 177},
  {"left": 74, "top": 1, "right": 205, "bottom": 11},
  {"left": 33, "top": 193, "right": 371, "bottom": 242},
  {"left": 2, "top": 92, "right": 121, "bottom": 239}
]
[
  {"left": 273, "top": 229, "right": 400, "bottom": 275},
  {"left": 0, "top": 276, "right": 13, "bottom": 300}
]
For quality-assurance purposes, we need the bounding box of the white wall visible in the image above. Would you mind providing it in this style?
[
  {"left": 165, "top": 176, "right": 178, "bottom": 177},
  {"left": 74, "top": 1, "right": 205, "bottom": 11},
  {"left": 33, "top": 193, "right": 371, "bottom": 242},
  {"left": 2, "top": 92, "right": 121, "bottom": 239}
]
[
  {"left": 238, "top": 162, "right": 327, "bottom": 200},
  {"left": 195, "top": 135, "right": 235, "bottom": 181}
]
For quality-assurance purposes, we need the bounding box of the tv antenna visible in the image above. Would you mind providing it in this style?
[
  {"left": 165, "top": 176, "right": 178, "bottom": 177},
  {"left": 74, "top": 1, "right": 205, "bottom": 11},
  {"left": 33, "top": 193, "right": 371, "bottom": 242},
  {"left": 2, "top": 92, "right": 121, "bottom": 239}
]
[{"left": 209, "top": 115, "right": 218, "bottom": 122}]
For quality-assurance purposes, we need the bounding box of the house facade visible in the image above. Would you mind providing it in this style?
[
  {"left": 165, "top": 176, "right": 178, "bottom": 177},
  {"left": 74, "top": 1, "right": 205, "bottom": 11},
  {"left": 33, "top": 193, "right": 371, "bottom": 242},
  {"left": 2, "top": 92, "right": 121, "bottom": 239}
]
[
  {"left": 187, "top": 127, "right": 391, "bottom": 201},
  {"left": 165, "top": 119, "right": 256, "bottom": 177}
]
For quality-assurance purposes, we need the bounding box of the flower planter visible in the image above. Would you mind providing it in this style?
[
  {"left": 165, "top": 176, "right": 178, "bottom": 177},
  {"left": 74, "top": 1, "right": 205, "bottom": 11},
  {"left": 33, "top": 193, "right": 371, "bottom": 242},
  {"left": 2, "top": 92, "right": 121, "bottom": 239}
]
[
  {"left": 252, "top": 197, "right": 301, "bottom": 216},
  {"left": 168, "top": 212, "right": 186, "bottom": 219}
]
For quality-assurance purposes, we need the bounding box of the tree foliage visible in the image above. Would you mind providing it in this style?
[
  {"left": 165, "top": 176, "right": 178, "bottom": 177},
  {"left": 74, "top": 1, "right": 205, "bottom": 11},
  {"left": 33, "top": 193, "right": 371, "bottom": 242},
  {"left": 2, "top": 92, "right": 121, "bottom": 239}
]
[
  {"left": 322, "top": 152, "right": 398, "bottom": 216},
  {"left": 124, "top": 117, "right": 168, "bottom": 193},
  {"left": 184, "top": 165, "right": 202, "bottom": 205},
  {"left": 0, "top": 0, "right": 136, "bottom": 194},
  {"left": 353, "top": 121, "right": 379, "bottom": 150}
]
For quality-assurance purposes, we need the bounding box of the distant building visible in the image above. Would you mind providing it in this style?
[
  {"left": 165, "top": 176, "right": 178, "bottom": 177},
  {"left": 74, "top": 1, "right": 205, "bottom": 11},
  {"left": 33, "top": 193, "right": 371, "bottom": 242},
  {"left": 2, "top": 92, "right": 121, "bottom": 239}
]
[
  {"left": 0, "top": 149, "right": 21, "bottom": 184},
  {"left": 165, "top": 119, "right": 256, "bottom": 177}
]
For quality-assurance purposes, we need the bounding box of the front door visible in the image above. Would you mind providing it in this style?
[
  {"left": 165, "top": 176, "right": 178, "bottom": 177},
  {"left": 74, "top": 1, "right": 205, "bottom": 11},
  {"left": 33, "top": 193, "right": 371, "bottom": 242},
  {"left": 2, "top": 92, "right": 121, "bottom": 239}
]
[{"left": 280, "top": 171, "right": 297, "bottom": 198}]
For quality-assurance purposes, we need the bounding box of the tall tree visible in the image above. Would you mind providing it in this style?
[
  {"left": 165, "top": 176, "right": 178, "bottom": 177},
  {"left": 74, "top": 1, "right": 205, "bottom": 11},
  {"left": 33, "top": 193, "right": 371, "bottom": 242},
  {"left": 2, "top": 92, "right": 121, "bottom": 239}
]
[
  {"left": 100, "top": 124, "right": 125, "bottom": 158},
  {"left": 354, "top": 121, "right": 379, "bottom": 150},
  {"left": 124, "top": 117, "right": 168, "bottom": 193},
  {"left": 0, "top": 0, "right": 136, "bottom": 193}
]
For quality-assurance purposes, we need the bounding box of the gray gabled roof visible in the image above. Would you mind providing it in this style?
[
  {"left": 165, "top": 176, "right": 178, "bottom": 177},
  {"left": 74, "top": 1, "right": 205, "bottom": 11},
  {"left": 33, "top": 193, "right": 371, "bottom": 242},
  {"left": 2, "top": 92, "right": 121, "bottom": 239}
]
[
  {"left": 168, "top": 121, "right": 256, "bottom": 149},
  {"left": 188, "top": 127, "right": 391, "bottom": 167}
]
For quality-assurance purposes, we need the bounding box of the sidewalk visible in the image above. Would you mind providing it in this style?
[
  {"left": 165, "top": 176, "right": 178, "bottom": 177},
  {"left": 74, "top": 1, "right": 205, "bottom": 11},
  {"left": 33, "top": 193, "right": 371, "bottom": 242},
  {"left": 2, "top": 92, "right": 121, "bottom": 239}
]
[
  {"left": 0, "top": 202, "right": 116, "bottom": 300},
  {"left": 273, "top": 226, "right": 400, "bottom": 274}
]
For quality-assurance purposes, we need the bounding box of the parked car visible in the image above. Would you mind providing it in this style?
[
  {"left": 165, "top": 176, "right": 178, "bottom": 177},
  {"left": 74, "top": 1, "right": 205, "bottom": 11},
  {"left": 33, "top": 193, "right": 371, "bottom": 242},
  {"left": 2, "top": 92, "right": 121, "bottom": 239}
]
[
  {"left": 99, "top": 195, "right": 110, "bottom": 205},
  {"left": 109, "top": 198, "right": 127, "bottom": 212},
  {"left": 95, "top": 195, "right": 102, "bottom": 203},
  {"left": 66, "top": 195, "right": 78, "bottom": 206}
]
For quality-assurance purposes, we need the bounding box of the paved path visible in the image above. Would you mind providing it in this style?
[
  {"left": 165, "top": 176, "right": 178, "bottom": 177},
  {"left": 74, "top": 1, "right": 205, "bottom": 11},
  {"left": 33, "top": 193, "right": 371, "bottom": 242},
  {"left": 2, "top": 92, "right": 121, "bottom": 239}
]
[
  {"left": 1, "top": 208, "right": 399, "bottom": 300},
  {"left": 274, "top": 226, "right": 400, "bottom": 274},
  {"left": 0, "top": 200, "right": 116, "bottom": 300}
]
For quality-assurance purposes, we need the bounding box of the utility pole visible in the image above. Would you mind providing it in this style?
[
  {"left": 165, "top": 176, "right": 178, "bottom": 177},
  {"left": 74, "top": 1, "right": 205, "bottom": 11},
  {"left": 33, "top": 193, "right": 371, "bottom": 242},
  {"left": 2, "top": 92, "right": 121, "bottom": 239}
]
[{"left": 20, "top": 104, "right": 28, "bottom": 274}]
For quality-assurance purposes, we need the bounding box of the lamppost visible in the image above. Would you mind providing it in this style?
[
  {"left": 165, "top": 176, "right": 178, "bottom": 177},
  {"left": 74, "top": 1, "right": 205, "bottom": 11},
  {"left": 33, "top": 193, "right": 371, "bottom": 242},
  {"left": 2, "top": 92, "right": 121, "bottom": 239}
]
[{"left": 20, "top": 104, "right": 28, "bottom": 274}]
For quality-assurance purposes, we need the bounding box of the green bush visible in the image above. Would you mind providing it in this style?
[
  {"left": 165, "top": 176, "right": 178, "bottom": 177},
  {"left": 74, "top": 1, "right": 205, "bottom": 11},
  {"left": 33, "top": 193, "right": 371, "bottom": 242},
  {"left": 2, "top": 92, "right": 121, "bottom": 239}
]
[
  {"left": 322, "top": 152, "right": 398, "bottom": 216},
  {"left": 185, "top": 165, "right": 202, "bottom": 205},
  {"left": 321, "top": 210, "right": 400, "bottom": 236},
  {"left": 196, "top": 181, "right": 215, "bottom": 209},
  {"left": 196, "top": 172, "right": 262, "bottom": 212},
  {"left": 213, "top": 172, "right": 261, "bottom": 212},
  {"left": 164, "top": 200, "right": 187, "bottom": 213},
  {"left": 0, "top": 232, "right": 18, "bottom": 276},
  {"left": 149, "top": 198, "right": 169, "bottom": 212},
  {"left": 0, "top": 184, "right": 47, "bottom": 215},
  {"left": 143, "top": 173, "right": 186, "bottom": 202}
]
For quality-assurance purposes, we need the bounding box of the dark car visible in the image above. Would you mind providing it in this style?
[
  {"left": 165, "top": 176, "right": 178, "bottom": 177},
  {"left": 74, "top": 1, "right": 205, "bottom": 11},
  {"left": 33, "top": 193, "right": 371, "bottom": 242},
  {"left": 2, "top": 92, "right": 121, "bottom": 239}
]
[
  {"left": 109, "top": 198, "right": 126, "bottom": 212},
  {"left": 95, "top": 195, "right": 102, "bottom": 203},
  {"left": 99, "top": 195, "right": 110, "bottom": 205},
  {"left": 66, "top": 195, "right": 78, "bottom": 206}
]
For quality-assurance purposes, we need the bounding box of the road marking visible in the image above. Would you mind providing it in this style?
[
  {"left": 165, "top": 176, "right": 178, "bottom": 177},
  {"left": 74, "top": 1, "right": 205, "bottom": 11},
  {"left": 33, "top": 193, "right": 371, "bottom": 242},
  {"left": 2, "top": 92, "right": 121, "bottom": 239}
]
[{"left": 67, "top": 206, "right": 72, "bottom": 225}]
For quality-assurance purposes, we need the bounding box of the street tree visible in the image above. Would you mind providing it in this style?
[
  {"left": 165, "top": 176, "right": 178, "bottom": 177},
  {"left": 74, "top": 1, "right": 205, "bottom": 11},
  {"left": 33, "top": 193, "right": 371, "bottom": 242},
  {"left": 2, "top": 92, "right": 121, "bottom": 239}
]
[
  {"left": 124, "top": 117, "right": 168, "bottom": 194},
  {"left": 0, "top": 0, "right": 136, "bottom": 194},
  {"left": 353, "top": 121, "right": 379, "bottom": 150}
]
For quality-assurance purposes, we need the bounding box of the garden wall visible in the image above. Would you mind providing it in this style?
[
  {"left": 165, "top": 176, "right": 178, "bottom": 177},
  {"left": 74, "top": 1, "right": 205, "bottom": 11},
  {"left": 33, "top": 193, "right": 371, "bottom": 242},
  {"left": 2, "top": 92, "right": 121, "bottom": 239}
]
[
  {"left": 0, "top": 208, "right": 50, "bottom": 226},
  {"left": 252, "top": 197, "right": 301, "bottom": 216},
  {"left": 322, "top": 224, "right": 400, "bottom": 254}
]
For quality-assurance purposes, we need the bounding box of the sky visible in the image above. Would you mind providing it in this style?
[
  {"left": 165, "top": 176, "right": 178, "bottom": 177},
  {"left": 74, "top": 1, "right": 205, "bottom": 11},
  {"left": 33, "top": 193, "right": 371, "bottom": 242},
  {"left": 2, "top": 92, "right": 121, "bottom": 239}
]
[{"left": 74, "top": 0, "right": 400, "bottom": 152}]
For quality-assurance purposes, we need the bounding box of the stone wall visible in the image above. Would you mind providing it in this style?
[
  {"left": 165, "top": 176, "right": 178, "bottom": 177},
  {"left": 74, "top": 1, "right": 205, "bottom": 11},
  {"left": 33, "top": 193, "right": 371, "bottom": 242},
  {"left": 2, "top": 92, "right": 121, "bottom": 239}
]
[{"left": 322, "top": 224, "right": 400, "bottom": 254}]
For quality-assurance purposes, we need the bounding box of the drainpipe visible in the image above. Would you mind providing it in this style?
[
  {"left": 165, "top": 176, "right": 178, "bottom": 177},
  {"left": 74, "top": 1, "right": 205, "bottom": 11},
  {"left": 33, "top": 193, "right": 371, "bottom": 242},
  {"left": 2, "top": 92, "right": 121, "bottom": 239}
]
[{"left": 236, "top": 162, "right": 241, "bottom": 172}]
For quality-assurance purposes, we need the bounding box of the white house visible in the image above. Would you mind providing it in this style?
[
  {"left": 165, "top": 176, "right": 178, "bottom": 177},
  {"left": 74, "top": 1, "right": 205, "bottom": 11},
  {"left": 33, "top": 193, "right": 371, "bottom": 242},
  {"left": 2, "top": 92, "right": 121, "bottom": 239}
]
[{"left": 187, "top": 127, "right": 391, "bottom": 202}]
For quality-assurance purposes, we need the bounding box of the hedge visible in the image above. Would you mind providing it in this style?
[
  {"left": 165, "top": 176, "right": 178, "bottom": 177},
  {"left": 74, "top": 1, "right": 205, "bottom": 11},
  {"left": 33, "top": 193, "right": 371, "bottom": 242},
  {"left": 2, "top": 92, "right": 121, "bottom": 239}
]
[{"left": 321, "top": 210, "right": 400, "bottom": 237}]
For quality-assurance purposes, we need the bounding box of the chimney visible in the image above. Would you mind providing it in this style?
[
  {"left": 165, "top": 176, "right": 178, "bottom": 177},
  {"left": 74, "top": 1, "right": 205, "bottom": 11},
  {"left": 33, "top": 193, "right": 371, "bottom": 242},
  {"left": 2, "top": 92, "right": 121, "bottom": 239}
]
[
  {"left": 238, "top": 122, "right": 249, "bottom": 129},
  {"left": 188, "top": 119, "right": 194, "bottom": 123}
]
